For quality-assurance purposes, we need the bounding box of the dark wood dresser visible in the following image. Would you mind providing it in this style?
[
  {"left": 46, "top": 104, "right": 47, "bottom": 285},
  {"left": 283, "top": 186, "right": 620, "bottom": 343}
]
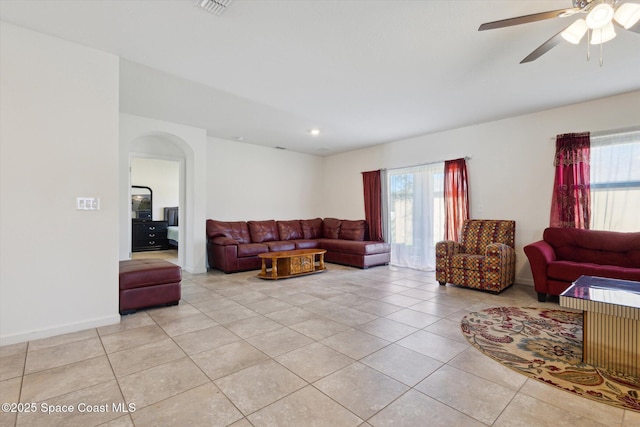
[{"left": 132, "top": 220, "right": 169, "bottom": 252}]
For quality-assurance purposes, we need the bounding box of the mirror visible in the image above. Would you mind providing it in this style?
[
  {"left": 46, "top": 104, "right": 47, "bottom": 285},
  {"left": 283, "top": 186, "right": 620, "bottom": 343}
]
[{"left": 131, "top": 186, "right": 152, "bottom": 220}]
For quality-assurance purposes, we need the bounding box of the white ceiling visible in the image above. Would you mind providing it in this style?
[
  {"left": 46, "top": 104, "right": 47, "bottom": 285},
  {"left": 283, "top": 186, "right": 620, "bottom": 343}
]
[{"left": 2, "top": 0, "right": 639, "bottom": 155}]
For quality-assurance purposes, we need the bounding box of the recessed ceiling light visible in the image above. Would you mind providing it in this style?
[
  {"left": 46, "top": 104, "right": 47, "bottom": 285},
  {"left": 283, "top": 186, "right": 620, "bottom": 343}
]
[
  {"left": 231, "top": 136, "right": 244, "bottom": 141},
  {"left": 309, "top": 129, "right": 320, "bottom": 136}
]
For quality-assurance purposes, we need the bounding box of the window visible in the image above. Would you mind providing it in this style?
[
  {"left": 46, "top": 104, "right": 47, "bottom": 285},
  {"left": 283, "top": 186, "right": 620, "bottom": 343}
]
[
  {"left": 590, "top": 130, "right": 640, "bottom": 232},
  {"left": 385, "top": 163, "right": 444, "bottom": 270}
]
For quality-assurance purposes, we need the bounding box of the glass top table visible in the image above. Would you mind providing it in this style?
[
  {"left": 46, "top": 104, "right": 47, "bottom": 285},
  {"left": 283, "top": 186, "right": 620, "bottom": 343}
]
[
  {"left": 560, "top": 275, "right": 640, "bottom": 310},
  {"left": 559, "top": 275, "right": 640, "bottom": 376}
]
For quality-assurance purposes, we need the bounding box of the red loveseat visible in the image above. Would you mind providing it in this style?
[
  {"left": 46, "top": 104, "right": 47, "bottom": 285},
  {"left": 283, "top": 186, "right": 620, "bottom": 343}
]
[
  {"left": 206, "top": 218, "right": 391, "bottom": 273},
  {"left": 524, "top": 227, "right": 640, "bottom": 302}
]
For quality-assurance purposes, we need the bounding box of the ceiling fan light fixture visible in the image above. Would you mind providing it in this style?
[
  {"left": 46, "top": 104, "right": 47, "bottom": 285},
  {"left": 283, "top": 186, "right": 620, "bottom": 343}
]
[
  {"left": 561, "top": 18, "right": 588, "bottom": 43},
  {"left": 614, "top": 2, "right": 640, "bottom": 29},
  {"left": 478, "top": 0, "right": 636, "bottom": 64},
  {"left": 586, "top": 3, "right": 615, "bottom": 29},
  {"left": 590, "top": 21, "right": 617, "bottom": 44}
]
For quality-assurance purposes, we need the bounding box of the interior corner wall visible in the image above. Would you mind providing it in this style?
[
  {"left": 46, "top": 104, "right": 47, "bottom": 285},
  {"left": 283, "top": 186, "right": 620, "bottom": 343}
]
[
  {"left": 0, "top": 23, "right": 120, "bottom": 345},
  {"left": 320, "top": 91, "right": 640, "bottom": 285},
  {"left": 205, "top": 137, "right": 324, "bottom": 221}
]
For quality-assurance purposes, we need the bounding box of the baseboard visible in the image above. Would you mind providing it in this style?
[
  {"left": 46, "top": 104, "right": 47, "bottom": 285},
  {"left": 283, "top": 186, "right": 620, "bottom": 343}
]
[
  {"left": 183, "top": 264, "right": 207, "bottom": 274},
  {"left": 0, "top": 313, "right": 121, "bottom": 346},
  {"left": 516, "top": 276, "right": 534, "bottom": 287}
]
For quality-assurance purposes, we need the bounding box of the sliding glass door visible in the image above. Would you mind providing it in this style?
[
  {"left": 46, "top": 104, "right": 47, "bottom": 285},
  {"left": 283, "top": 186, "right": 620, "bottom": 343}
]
[{"left": 385, "top": 163, "right": 444, "bottom": 271}]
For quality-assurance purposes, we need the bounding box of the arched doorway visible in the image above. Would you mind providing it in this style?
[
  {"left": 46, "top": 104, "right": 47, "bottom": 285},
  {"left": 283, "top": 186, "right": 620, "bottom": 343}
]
[{"left": 120, "top": 114, "right": 208, "bottom": 274}]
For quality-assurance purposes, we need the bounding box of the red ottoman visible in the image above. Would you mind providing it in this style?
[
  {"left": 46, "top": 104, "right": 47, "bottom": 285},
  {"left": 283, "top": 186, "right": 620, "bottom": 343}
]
[{"left": 119, "top": 259, "right": 182, "bottom": 315}]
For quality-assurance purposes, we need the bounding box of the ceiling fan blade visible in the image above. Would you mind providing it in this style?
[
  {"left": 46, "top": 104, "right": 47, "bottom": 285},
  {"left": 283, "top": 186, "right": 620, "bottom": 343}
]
[
  {"left": 612, "top": 19, "right": 640, "bottom": 34},
  {"left": 479, "top": 8, "right": 580, "bottom": 31},
  {"left": 624, "top": 20, "right": 640, "bottom": 34},
  {"left": 520, "top": 29, "right": 565, "bottom": 64}
]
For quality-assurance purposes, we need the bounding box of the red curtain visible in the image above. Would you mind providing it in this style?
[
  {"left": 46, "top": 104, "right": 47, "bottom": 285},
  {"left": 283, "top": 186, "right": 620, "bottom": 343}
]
[
  {"left": 362, "top": 170, "right": 384, "bottom": 241},
  {"left": 550, "top": 132, "right": 591, "bottom": 229},
  {"left": 444, "top": 158, "right": 469, "bottom": 241}
]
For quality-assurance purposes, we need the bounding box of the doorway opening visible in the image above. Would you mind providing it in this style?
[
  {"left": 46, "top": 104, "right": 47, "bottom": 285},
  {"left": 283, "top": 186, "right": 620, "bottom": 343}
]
[
  {"left": 130, "top": 155, "right": 182, "bottom": 267},
  {"left": 122, "top": 122, "right": 206, "bottom": 273}
]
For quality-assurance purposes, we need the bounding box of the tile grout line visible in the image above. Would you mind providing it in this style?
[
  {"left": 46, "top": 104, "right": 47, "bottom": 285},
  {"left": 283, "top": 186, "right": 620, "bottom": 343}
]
[
  {"left": 3, "top": 266, "right": 618, "bottom": 426},
  {"left": 96, "top": 326, "right": 136, "bottom": 426}
]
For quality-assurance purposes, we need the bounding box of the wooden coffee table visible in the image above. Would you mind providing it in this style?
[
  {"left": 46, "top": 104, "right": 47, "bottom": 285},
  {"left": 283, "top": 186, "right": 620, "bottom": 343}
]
[
  {"left": 258, "top": 249, "right": 326, "bottom": 280},
  {"left": 560, "top": 275, "right": 640, "bottom": 376}
]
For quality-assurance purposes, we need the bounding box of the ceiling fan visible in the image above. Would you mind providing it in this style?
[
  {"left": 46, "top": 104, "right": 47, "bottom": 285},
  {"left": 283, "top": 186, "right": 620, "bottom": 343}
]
[{"left": 478, "top": 0, "right": 640, "bottom": 64}]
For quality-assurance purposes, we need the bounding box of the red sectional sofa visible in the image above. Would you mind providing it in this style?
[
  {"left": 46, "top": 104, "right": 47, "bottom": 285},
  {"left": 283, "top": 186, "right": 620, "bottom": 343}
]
[
  {"left": 524, "top": 227, "right": 640, "bottom": 302},
  {"left": 206, "top": 218, "right": 391, "bottom": 273}
]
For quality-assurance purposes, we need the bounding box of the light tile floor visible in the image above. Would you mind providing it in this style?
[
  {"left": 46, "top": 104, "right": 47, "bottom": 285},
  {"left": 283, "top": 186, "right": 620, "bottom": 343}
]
[{"left": 2, "top": 264, "right": 639, "bottom": 426}]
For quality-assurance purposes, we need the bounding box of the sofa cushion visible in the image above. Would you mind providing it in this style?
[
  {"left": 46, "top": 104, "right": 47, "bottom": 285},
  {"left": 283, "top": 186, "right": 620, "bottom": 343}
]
[
  {"left": 451, "top": 254, "right": 485, "bottom": 271},
  {"left": 318, "top": 238, "right": 390, "bottom": 255},
  {"left": 277, "top": 220, "right": 303, "bottom": 240},
  {"left": 544, "top": 227, "right": 640, "bottom": 268},
  {"left": 119, "top": 260, "right": 182, "bottom": 291},
  {"left": 248, "top": 220, "right": 280, "bottom": 243},
  {"left": 301, "top": 218, "right": 323, "bottom": 239},
  {"left": 547, "top": 261, "right": 640, "bottom": 282},
  {"left": 339, "top": 220, "right": 366, "bottom": 241},
  {"left": 206, "top": 220, "right": 251, "bottom": 244},
  {"left": 322, "top": 218, "right": 342, "bottom": 239},
  {"left": 237, "top": 243, "right": 269, "bottom": 257},
  {"left": 264, "top": 241, "right": 296, "bottom": 252},
  {"left": 291, "top": 239, "right": 320, "bottom": 250}
]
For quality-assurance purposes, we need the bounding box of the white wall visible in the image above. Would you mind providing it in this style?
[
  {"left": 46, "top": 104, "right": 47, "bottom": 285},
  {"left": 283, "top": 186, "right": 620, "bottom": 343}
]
[
  {"left": 206, "top": 138, "right": 324, "bottom": 221},
  {"left": 131, "top": 158, "right": 180, "bottom": 221},
  {"left": 321, "top": 91, "right": 640, "bottom": 285},
  {"left": 0, "top": 23, "right": 120, "bottom": 345}
]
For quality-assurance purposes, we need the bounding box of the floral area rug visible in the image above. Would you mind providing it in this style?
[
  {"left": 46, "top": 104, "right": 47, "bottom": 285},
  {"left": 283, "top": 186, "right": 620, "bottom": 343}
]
[{"left": 460, "top": 307, "right": 640, "bottom": 412}]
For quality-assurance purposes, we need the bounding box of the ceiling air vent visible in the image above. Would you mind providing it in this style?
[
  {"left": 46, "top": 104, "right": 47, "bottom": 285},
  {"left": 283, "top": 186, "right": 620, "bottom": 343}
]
[{"left": 194, "top": 0, "right": 234, "bottom": 16}]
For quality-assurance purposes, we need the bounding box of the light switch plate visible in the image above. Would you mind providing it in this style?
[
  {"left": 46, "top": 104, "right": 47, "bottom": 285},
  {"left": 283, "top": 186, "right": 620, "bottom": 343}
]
[{"left": 77, "top": 197, "right": 100, "bottom": 211}]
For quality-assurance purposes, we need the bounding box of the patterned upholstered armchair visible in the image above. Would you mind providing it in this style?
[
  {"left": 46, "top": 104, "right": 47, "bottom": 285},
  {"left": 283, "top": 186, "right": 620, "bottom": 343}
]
[{"left": 436, "top": 220, "right": 516, "bottom": 293}]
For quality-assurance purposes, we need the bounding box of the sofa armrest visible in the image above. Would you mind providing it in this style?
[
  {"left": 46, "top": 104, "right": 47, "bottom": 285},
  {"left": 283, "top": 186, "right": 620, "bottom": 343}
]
[
  {"left": 485, "top": 243, "right": 514, "bottom": 256},
  {"left": 523, "top": 240, "right": 557, "bottom": 293},
  {"left": 485, "top": 243, "right": 515, "bottom": 266},
  {"left": 211, "top": 236, "right": 238, "bottom": 246},
  {"left": 484, "top": 243, "right": 516, "bottom": 288}
]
